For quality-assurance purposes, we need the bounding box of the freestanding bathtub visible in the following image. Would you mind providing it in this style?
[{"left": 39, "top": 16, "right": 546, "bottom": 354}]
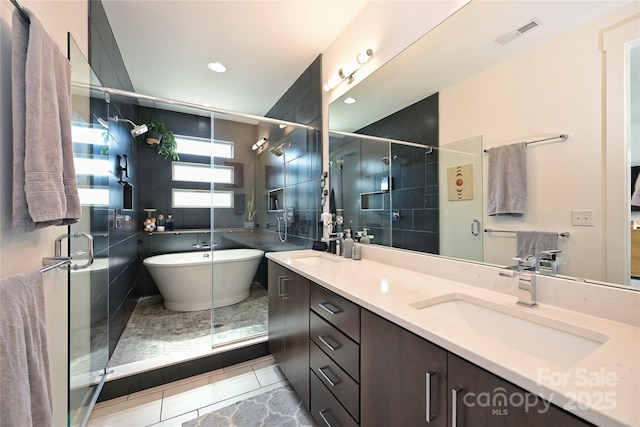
[{"left": 143, "top": 249, "right": 265, "bottom": 312}]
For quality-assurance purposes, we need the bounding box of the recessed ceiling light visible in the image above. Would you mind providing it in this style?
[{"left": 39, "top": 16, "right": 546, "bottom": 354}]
[
  {"left": 344, "top": 97, "right": 357, "bottom": 105},
  {"left": 207, "top": 62, "right": 227, "bottom": 73}
]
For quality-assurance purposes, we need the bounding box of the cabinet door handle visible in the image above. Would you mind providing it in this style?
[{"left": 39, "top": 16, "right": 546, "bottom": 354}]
[
  {"left": 318, "top": 335, "right": 339, "bottom": 351},
  {"left": 318, "top": 302, "right": 341, "bottom": 315},
  {"left": 278, "top": 276, "right": 284, "bottom": 298},
  {"left": 426, "top": 371, "right": 436, "bottom": 422},
  {"left": 279, "top": 276, "right": 291, "bottom": 300},
  {"left": 317, "top": 366, "right": 339, "bottom": 387},
  {"left": 318, "top": 409, "right": 335, "bottom": 427},
  {"left": 452, "top": 387, "right": 463, "bottom": 427}
]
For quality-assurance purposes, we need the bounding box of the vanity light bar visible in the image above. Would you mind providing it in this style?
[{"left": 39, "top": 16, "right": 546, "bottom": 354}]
[{"left": 324, "top": 49, "right": 373, "bottom": 92}]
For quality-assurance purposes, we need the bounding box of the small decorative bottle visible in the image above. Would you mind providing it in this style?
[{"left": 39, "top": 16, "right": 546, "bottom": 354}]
[
  {"left": 156, "top": 214, "right": 165, "bottom": 232},
  {"left": 343, "top": 229, "right": 354, "bottom": 259},
  {"left": 166, "top": 214, "right": 174, "bottom": 231}
]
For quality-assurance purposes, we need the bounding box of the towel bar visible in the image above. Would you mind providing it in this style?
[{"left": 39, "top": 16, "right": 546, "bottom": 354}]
[
  {"left": 483, "top": 134, "right": 568, "bottom": 153},
  {"left": 9, "top": 0, "right": 29, "bottom": 23},
  {"left": 40, "top": 257, "right": 71, "bottom": 273},
  {"left": 484, "top": 228, "right": 570, "bottom": 237}
]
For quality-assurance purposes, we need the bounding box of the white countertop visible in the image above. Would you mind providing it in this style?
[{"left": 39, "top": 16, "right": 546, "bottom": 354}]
[{"left": 266, "top": 249, "right": 640, "bottom": 427}]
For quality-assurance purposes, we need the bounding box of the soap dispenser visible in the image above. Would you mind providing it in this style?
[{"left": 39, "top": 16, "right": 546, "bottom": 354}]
[
  {"left": 360, "top": 228, "right": 371, "bottom": 244},
  {"left": 343, "top": 229, "right": 354, "bottom": 259}
]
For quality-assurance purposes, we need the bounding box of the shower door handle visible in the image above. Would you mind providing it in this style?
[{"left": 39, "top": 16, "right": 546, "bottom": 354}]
[
  {"left": 471, "top": 219, "right": 480, "bottom": 236},
  {"left": 54, "top": 232, "right": 94, "bottom": 270}
]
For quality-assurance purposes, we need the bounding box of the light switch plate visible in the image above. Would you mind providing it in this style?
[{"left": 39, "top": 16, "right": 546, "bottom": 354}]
[{"left": 571, "top": 209, "right": 594, "bottom": 226}]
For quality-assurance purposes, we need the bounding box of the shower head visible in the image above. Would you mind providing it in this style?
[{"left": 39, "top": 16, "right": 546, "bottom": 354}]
[
  {"left": 95, "top": 116, "right": 110, "bottom": 129},
  {"left": 381, "top": 156, "right": 390, "bottom": 165},
  {"left": 114, "top": 116, "right": 148, "bottom": 137},
  {"left": 130, "top": 123, "right": 149, "bottom": 137},
  {"left": 270, "top": 140, "right": 291, "bottom": 157}
]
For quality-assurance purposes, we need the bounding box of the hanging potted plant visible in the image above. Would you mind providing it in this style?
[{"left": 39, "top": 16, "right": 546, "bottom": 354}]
[
  {"left": 142, "top": 120, "right": 179, "bottom": 161},
  {"left": 244, "top": 190, "right": 257, "bottom": 229}
]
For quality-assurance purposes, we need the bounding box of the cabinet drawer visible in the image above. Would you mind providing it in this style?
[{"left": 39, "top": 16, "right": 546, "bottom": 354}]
[
  {"left": 310, "top": 341, "right": 360, "bottom": 422},
  {"left": 311, "top": 370, "right": 359, "bottom": 427},
  {"left": 310, "top": 283, "right": 360, "bottom": 343},
  {"left": 310, "top": 312, "right": 360, "bottom": 382}
]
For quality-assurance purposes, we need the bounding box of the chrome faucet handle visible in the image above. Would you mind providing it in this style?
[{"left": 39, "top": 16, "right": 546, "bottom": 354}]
[
  {"left": 539, "top": 249, "right": 562, "bottom": 261},
  {"left": 513, "top": 255, "right": 536, "bottom": 269}
]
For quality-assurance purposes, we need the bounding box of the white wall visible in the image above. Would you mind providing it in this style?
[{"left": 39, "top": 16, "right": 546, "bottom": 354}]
[
  {"left": 439, "top": 4, "right": 638, "bottom": 283},
  {"left": 0, "top": 1, "right": 88, "bottom": 425}
]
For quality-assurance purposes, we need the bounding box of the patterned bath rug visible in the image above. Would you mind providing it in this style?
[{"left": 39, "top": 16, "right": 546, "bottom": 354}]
[{"left": 182, "top": 385, "right": 316, "bottom": 427}]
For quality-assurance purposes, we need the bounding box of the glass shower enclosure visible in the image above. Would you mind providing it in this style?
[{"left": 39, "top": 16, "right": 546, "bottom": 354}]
[{"left": 68, "top": 36, "right": 110, "bottom": 426}]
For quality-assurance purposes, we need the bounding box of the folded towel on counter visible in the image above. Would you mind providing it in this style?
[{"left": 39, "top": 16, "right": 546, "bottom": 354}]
[
  {"left": 487, "top": 142, "right": 527, "bottom": 216},
  {"left": 11, "top": 7, "right": 80, "bottom": 233},
  {"left": 0, "top": 270, "right": 53, "bottom": 427},
  {"left": 516, "top": 231, "right": 558, "bottom": 259},
  {"left": 632, "top": 173, "right": 640, "bottom": 207}
]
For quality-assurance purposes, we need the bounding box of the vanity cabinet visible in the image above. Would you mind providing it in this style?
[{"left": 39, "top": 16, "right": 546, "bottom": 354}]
[
  {"left": 267, "top": 260, "right": 310, "bottom": 409},
  {"left": 309, "top": 282, "right": 361, "bottom": 426},
  {"left": 361, "top": 309, "right": 447, "bottom": 426},
  {"left": 268, "top": 262, "right": 595, "bottom": 427},
  {"left": 361, "top": 309, "right": 593, "bottom": 427},
  {"left": 448, "top": 354, "right": 594, "bottom": 426}
]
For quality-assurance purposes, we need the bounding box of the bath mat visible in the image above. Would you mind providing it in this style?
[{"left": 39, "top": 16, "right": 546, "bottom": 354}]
[{"left": 182, "top": 385, "right": 316, "bottom": 427}]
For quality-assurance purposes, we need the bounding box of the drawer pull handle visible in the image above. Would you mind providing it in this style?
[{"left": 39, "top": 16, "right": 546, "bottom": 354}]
[
  {"left": 426, "top": 371, "right": 436, "bottom": 422},
  {"left": 318, "top": 366, "right": 339, "bottom": 387},
  {"left": 318, "top": 409, "right": 335, "bottom": 427},
  {"left": 318, "top": 335, "right": 339, "bottom": 351},
  {"left": 452, "top": 387, "right": 463, "bottom": 427},
  {"left": 281, "top": 276, "right": 291, "bottom": 300},
  {"left": 318, "top": 302, "right": 341, "bottom": 315}
]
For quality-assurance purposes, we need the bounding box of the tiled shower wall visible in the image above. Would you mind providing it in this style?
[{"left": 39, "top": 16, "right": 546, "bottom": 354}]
[
  {"left": 257, "top": 56, "right": 323, "bottom": 249},
  {"left": 357, "top": 93, "right": 439, "bottom": 253},
  {"left": 89, "top": 0, "right": 141, "bottom": 355}
]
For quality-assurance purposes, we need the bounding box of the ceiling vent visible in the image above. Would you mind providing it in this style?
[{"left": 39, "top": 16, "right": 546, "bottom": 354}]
[{"left": 495, "top": 18, "right": 542, "bottom": 45}]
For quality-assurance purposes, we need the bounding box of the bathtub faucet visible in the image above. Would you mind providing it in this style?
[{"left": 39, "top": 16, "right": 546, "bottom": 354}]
[{"left": 193, "top": 242, "right": 213, "bottom": 249}]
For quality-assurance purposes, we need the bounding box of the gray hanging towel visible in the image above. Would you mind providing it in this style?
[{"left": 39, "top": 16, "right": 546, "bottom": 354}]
[
  {"left": 11, "top": 7, "right": 80, "bottom": 233},
  {"left": 487, "top": 142, "right": 527, "bottom": 216},
  {"left": 0, "top": 269, "right": 53, "bottom": 427},
  {"left": 516, "top": 231, "right": 558, "bottom": 259}
]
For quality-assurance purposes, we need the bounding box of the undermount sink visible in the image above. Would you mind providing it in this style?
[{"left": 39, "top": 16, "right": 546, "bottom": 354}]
[{"left": 410, "top": 293, "right": 609, "bottom": 366}]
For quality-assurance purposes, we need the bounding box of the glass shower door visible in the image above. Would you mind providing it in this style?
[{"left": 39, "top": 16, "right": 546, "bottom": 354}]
[
  {"left": 68, "top": 35, "right": 110, "bottom": 427},
  {"left": 438, "top": 136, "right": 484, "bottom": 261}
]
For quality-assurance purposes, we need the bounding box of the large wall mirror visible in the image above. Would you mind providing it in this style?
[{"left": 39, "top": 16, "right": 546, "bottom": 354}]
[{"left": 328, "top": 0, "right": 640, "bottom": 289}]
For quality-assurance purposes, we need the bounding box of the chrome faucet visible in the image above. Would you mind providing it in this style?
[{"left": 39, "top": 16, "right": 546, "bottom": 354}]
[
  {"left": 538, "top": 250, "right": 569, "bottom": 276},
  {"left": 499, "top": 255, "right": 537, "bottom": 276},
  {"left": 499, "top": 255, "right": 538, "bottom": 307},
  {"left": 514, "top": 272, "right": 537, "bottom": 307}
]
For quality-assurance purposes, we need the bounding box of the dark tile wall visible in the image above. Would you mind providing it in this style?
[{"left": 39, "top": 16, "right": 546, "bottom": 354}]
[
  {"left": 89, "top": 0, "right": 141, "bottom": 355},
  {"left": 256, "top": 55, "right": 323, "bottom": 249},
  {"left": 357, "top": 93, "right": 439, "bottom": 253}
]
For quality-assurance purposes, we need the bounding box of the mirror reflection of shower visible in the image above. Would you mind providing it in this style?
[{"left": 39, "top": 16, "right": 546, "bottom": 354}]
[{"left": 270, "top": 140, "right": 292, "bottom": 242}]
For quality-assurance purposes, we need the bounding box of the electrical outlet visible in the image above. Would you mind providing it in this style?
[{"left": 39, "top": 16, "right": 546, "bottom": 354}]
[{"left": 571, "top": 209, "right": 594, "bottom": 226}]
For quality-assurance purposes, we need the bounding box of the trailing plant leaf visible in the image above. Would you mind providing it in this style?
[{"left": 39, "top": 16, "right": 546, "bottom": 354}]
[{"left": 247, "top": 189, "right": 257, "bottom": 221}]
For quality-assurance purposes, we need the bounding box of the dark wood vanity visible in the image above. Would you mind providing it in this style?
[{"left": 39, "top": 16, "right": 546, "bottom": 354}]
[{"left": 268, "top": 260, "right": 594, "bottom": 426}]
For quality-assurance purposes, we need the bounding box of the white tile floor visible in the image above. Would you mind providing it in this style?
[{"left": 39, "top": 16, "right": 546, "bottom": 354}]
[{"left": 87, "top": 355, "right": 287, "bottom": 427}]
